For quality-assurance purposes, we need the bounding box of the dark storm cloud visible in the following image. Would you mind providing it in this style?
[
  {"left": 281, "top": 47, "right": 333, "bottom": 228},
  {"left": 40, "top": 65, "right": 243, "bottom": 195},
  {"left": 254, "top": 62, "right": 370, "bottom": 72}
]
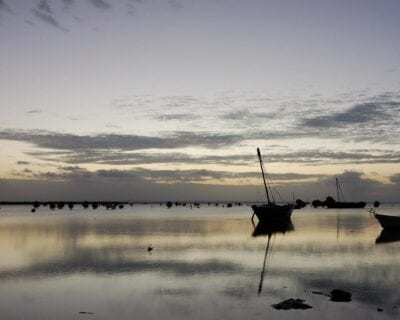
[
  {"left": 0, "top": 130, "right": 242, "bottom": 150},
  {"left": 32, "top": 0, "right": 68, "bottom": 31},
  {"left": 88, "top": 0, "right": 111, "bottom": 10}
]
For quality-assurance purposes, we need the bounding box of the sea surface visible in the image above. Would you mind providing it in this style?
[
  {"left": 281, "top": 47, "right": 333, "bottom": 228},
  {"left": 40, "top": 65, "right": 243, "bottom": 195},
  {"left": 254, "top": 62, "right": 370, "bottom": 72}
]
[{"left": 0, "top": 204, "right": 399, "bottom": 320}]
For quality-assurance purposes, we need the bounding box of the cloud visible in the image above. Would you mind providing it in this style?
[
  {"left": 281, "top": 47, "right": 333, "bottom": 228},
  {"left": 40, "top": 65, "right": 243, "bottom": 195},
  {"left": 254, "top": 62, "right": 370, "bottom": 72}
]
[
  {"left": 16, "top": 161, "right": 30, "bottom": 165},
  {"left": 22, "top": 166, "right": 324, "bottom": 185},
  {"left": 0, "top": 0, "right": 11, "bottom": 14},
  {"left": 168, "top": 1, "right": 183, "bottom": 11},
  {"left": 59, "top": 165, "right": 85, "bottom": 172},
  {"left": 26, "top": 109, "right": 42, "bottom": 114},
  {"left": 302, "top": 101, "right": 399, "bottom": 128},
  {"left": 32, "top": 0, "right": 68, "bottom": 31},
  {"left": 390, "top": 173, "right": 400, "bottom": 184},
  {"left": 1, "top": 169, "right": 399, "bottom": 201},
  {"left": 25, "top": 147, "right": 400, "bottom": 167},
  {"left": 0, "top": 129, "right": 243, "bottom": 151},
  {"left": 88, "top": 0, "right": 111, "bottom": 10},
  {"left": 154, "top": 114, "right": 193, "bottom": 121},
  {"left": 62, "top": 0, "right": 74, "bottom": 10}
]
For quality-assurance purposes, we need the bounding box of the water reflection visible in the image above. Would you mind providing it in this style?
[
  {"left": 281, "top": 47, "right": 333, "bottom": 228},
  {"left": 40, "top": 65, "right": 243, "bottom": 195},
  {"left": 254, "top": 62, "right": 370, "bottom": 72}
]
[
  {"left": 0, "top": 206, "right": 399, "bottom": 320},
  {"left": 252, "top": 219, "right": 294, "bottom": 294}
]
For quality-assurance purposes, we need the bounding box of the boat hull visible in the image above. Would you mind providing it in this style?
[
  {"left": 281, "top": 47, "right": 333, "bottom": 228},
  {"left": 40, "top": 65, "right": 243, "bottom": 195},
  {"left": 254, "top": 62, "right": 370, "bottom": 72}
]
[
  {"left": 251, "top": 204, "right": 293, "bottom": 223},
  {"left": 326, "top": 202, "right": 366, "bottom": 209},
  {"left": 375, "top": 213, "right": 400, "bottom": 230},
  {"left": 376, "top": 228, "right": 400, "bottom": 244}
]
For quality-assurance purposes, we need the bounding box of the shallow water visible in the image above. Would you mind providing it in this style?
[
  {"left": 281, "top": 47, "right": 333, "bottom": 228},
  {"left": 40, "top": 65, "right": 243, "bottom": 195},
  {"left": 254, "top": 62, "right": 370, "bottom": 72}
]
[{"left": 0, "top": 204, "right": 399, "bottom": 319}]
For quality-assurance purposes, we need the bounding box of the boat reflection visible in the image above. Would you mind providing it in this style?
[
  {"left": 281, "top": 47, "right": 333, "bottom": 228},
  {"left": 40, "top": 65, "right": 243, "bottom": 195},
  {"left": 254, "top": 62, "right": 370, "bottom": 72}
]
[
  {"left": 252, "top": 219, "right": 294, "bottom": 237},
  {"left": 252, "top": 219, "right": 294, "bottom": 294},
  {"left": 376, "top": 228, "right": 400, "bottom": 244}
]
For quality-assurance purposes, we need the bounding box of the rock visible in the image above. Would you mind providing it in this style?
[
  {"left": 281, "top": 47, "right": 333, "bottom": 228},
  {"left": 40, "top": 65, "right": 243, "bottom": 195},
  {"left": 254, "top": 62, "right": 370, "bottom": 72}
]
[
  {"left": 79, "top": 311, "right": 94, "bottom": 314},
  {"left": 147, "top": 245, "right": 153, "bottom": 252},
  {"left": 272, "top": 298, "right": 312, "bottom": 310},
  {"left": 377, "top": 308, "right": 383, "bottom": 312},
  {"left": 312, "top": 291, "right": 325, "bottom": 295},
  {"left": 330, "top": 289, "right": 352, "bottom": 302}
]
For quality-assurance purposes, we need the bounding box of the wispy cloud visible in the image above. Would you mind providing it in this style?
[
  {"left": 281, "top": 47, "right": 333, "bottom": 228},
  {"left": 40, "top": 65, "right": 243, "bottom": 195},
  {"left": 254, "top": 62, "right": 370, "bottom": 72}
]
[
  {"left": 32, "top": 0, "right": 68, "bottom": 31},
  {"left": 27, "top": 167, "right": 324, "bottom": 184},
  {"left": 16, "top": 161, "right": 30, "bottom": 165},
  {"left": 26, "top": 109, "right": 42, "bottom": 114},
  {"left": 302, "top": 102, "right": 394, "bottom": 128},
  {"left": 62, "top": 0, "right": 74, "bottom": 11},
  {"left": 88, "top": 0, "right": 111, "bottom": 10},
  {"left": 0, "top": 0, "right": 11, "bottom": 14},
  {"left": 0, "top": 130, "right": 242, "bottom": 151}
]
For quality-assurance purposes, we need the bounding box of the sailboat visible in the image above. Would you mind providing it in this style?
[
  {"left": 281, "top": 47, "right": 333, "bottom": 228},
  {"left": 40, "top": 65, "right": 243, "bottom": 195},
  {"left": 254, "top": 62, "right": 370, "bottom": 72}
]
[
  {"left": 325, "top": 178, "right": 366, "bottom": 209},
  {"left": 251, "top": 148, "right": 293, "bottom": 222}
]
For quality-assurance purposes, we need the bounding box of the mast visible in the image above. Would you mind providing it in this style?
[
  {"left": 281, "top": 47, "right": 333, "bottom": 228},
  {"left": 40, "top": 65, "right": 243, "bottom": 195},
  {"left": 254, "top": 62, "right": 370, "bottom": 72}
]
[
  {"left": 336, "top": 178, "right": 340, "bottom": 202},
  {"left": 257, "top": 148, "right": 272, "bottom": 204}
]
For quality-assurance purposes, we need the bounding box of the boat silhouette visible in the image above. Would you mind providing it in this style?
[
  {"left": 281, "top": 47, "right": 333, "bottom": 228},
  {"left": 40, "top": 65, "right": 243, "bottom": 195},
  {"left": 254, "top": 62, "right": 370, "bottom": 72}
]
[
  {"left": 325, "top": 178, "right": 366, "bottom": 209},
  {"left": 373, "top": 212, "right": 400, "bottom": 230},
  {"left": 376, "top": 228, "right": 400, "bottom": 244},
  {"left": 251, "top": 148, "right": 293, "bottom": 223}
]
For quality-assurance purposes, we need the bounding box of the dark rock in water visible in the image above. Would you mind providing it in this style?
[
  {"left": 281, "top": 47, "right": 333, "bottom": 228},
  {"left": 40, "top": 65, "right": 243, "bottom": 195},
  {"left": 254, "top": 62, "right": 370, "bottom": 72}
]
[
  {"left": 147, "top": 245, "right": 153, "bottom": 252},
  {"left": 79, "top": 311, "right": 94, "bottom": 314},
  {"left": 374, "top": 200, "right": 380, "bottom": 208},
  {"left": 377, "top": 308, "right": 383, "bottom": 312},
  {"left": 330, "top": 289, "right": 352, "bottom": 302},
  {"left": 311, "top": 291, "right": 324, "bottom": 295},
  {"left": 272, "top": 298, "right": 312, "bottom": 310},
  {"left": 31, "top": 208, "right": 36, "bottom": 213}
]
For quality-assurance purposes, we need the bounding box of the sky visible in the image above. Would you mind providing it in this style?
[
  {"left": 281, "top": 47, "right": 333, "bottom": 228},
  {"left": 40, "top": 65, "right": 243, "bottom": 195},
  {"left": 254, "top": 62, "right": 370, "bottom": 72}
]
[{"left": 0, "top": 0, "right": 400, "bottom": 201}]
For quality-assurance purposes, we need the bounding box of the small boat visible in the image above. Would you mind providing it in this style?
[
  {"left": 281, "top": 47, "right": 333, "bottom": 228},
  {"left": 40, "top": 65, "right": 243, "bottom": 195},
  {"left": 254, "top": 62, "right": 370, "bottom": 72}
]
[
  {"left": 325, "top": 178, "right": 366, "bottom": 209},
  {"left": 376, "top": 228, "right": 400, "bottom": 244},
  {"left": 251, "top": 148, "right": 293, "bottom": 222},
  {"left": 374, "top": 212, "right": 400, "bottom": 230}
]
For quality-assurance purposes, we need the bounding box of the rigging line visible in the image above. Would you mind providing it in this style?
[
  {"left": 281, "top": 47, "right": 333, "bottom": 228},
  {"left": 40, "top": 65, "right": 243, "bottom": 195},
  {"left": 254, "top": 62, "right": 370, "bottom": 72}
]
[
  {"left": 264, "top": 171, "right": 276, "bottom": 203},
  {"left": 338, "top": 182, "right": 345, "bottom": 202}
]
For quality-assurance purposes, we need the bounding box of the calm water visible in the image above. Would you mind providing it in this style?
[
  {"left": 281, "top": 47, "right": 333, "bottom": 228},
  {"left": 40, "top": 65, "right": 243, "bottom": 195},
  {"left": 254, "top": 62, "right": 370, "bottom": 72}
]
[{"left": 0, "top": 204, "right": 399, "bottom": 319}]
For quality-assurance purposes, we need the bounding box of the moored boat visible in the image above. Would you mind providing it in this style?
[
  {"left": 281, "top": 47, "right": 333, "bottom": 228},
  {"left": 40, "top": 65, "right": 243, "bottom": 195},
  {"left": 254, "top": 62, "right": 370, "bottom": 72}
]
[
  {"left": 376, "top": 228, "right": 400, "bottom": 244},
  {"left": 251, "top": 148, "right": 293, "bottom": 223},
  {"left": 325, "top": 178, "right": 366, "bottom": 209},
  {"left": 374, "top": 213, "right": 400, "bottom": 230}
]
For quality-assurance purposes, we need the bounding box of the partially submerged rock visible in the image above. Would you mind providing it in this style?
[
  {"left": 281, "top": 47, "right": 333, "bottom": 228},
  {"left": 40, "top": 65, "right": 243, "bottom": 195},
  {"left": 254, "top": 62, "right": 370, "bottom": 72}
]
[
  {"left": 330, "top": 289, "right": 352, "bottom": 302},
  {"left": 272, "top": 298, "right": 312, "bottom": 310},
  {"left": 79, "top": 311, "right": 95, "bottom": 315}
]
